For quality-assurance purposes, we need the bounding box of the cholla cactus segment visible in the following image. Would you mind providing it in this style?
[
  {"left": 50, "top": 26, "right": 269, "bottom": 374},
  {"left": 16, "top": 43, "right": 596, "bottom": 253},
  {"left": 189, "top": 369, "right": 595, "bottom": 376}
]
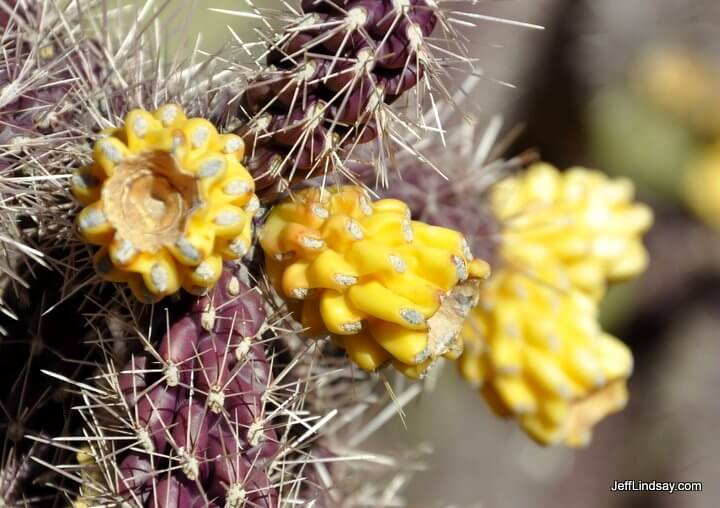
[
  {"left": 459, "top": 264, "right": 633, "bottom": 447},
  {"left": 259, "top": 185, "right": 490, "bottom": 377},
  {"left": 492, "top": 163, "right": 653, "bottom": 299},
  {"left": 71, "top": 105, "right": 259, "bottom": 302},
  {"left": 451, "top": 162, "right": 650, "bottom": 446},
  {"left": 228, "top": 0, "right": 479, "bottom": 191},
  {"left": 684, "top": 142, "right": 720, "bottom": 229},
  {"left": 66, "top": 268, "right": 282, "bottom": 507}
]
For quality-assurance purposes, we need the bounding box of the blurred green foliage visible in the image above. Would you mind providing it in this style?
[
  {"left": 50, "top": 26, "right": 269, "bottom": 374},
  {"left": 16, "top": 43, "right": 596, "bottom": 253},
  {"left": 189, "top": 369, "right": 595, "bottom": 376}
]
[
  {"left": 105, "top": 0, "right": 262, "bottom": 55},
  {"left": 589, "top": 89, "right": 698, "bottom": 202}
]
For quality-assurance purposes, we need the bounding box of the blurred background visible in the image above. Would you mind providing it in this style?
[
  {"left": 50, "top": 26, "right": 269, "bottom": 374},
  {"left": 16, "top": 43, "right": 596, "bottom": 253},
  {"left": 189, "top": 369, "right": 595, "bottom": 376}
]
[{"left": 175, "top": 0, "right": 720, "bottom": 506}]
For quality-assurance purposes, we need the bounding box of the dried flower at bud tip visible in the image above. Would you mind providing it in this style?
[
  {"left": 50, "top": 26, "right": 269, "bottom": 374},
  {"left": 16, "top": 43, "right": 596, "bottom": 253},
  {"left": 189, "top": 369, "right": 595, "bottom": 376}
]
[{"left": 71, "top": 105, "right": 259, "bottom": 302}]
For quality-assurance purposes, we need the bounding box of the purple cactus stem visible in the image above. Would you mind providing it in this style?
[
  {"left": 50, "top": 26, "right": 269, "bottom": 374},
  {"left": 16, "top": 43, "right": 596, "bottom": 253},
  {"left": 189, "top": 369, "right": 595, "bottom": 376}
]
[
  {"left": 224, "top": 399, "right": 279, "bottom": 463},
  {"left": 241, "top": 79, "right": 275, "bottom": 115},
  {"left": 0, "top": 2, "right": 13, "bottom": 29},
  {"left": 242, "top": 470, "right": 278, "bottom": 508},
  {"left": 191, "top": 269, "right": 266, "bottom": 338},
  {"left": 118, "top": 454, "right": 153, "bottom": 500},
  {"left": 136, "top": 385, "right": 179, "bottom": 452},
  {"left": 172, "top": 399, "right": 217, "bottom": 484},
  {"left": 207, "top": 431, "right": 251, "bottom": 500},
  {"left": 195, "top": 334, "right": 233, "bottom": 397},
  {"left": 235, "top": 0, "right": 440, "bottom": 186},
  {"left": 322, "top": 54, "right": 374, "bottom": 94},
  {"left": 149, "top": 475, "right": 209, "bottom": 508},
  {"left": 160, "top": 317, "right": 199, "bottom": 364}
]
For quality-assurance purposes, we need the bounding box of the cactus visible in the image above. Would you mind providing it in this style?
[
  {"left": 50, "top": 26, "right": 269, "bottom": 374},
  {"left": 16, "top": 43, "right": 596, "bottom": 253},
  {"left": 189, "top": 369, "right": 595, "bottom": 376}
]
[
  {"left": 259, "top": 185, "right": 490, "bottom": 377},
  {"left": 64, "top": 268, "right": 285, "bottom": 506},
  {"left": 1, "top": 3, "right": 288, "bottom": 505},
  {"left": 1, "top": 0, "right": 661, "bottom": 504},
  {"left": 59, "top": 265, "right": 421, "bottom": 507},
  {"left": 0, "top": 6, "right": 112, "bottom": 503},
  {"left": 1, "top": 0, "right": 87, "bottom": 320}
]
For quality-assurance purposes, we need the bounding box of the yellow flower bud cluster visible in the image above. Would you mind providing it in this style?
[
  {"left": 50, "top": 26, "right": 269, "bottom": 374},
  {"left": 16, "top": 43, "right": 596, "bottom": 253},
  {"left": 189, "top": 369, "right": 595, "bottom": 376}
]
[
  {"left": 459, "top": 163, "right": 652, "bottom": 447},
  {"left": 492, "top": 163, "right": 653, "bottom": 299},
  {"left": 260, "top": 186, "right": 490, "bottom": 378},
  {"left": 72, "top": 105, "right": 258, "bottom": 302}
]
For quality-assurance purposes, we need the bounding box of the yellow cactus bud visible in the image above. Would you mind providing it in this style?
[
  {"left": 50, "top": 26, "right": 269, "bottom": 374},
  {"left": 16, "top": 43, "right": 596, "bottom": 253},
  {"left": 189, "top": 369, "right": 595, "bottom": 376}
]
[
  {"left": 260, "top": 186, "right": 491, "bottom": 377},
  {"left": 633, "top": 48, "right": 720, "bottom": 135},
  {"left": 684, "top": 142, "right": 720, "bottom": 229},
  {"left": 492, "top": 163, "right": 653, "bottom": 299},
  {"left": 71, "top": 105, "right": 257, "bottom": 302},
  {"left": 459, "top": 264, "right": 633, "bottom": 447}
]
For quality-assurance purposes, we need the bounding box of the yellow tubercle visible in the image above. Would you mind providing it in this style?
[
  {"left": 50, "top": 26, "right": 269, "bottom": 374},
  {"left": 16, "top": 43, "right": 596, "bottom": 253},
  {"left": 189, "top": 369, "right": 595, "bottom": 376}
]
[
  {"left": 368, "top": 320, "right": 429, "bottom": 365},
  {"left": 391, "top": 357, "right": 434, "bottom": 379},
  {"left": 319, "top": 290, "right": 367, "bottom": 335},
  {"left": 469, "top": 259, "right": 491, "bottom": 279},
  {"left": 260, "top": 186, "right": 489, "bottom": 377},
  {"left": 72, "top": 105, "right": 256, "bottom": 302},
  {"left": 343, "top": 329, "right": 392, "bottom": 372}
]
